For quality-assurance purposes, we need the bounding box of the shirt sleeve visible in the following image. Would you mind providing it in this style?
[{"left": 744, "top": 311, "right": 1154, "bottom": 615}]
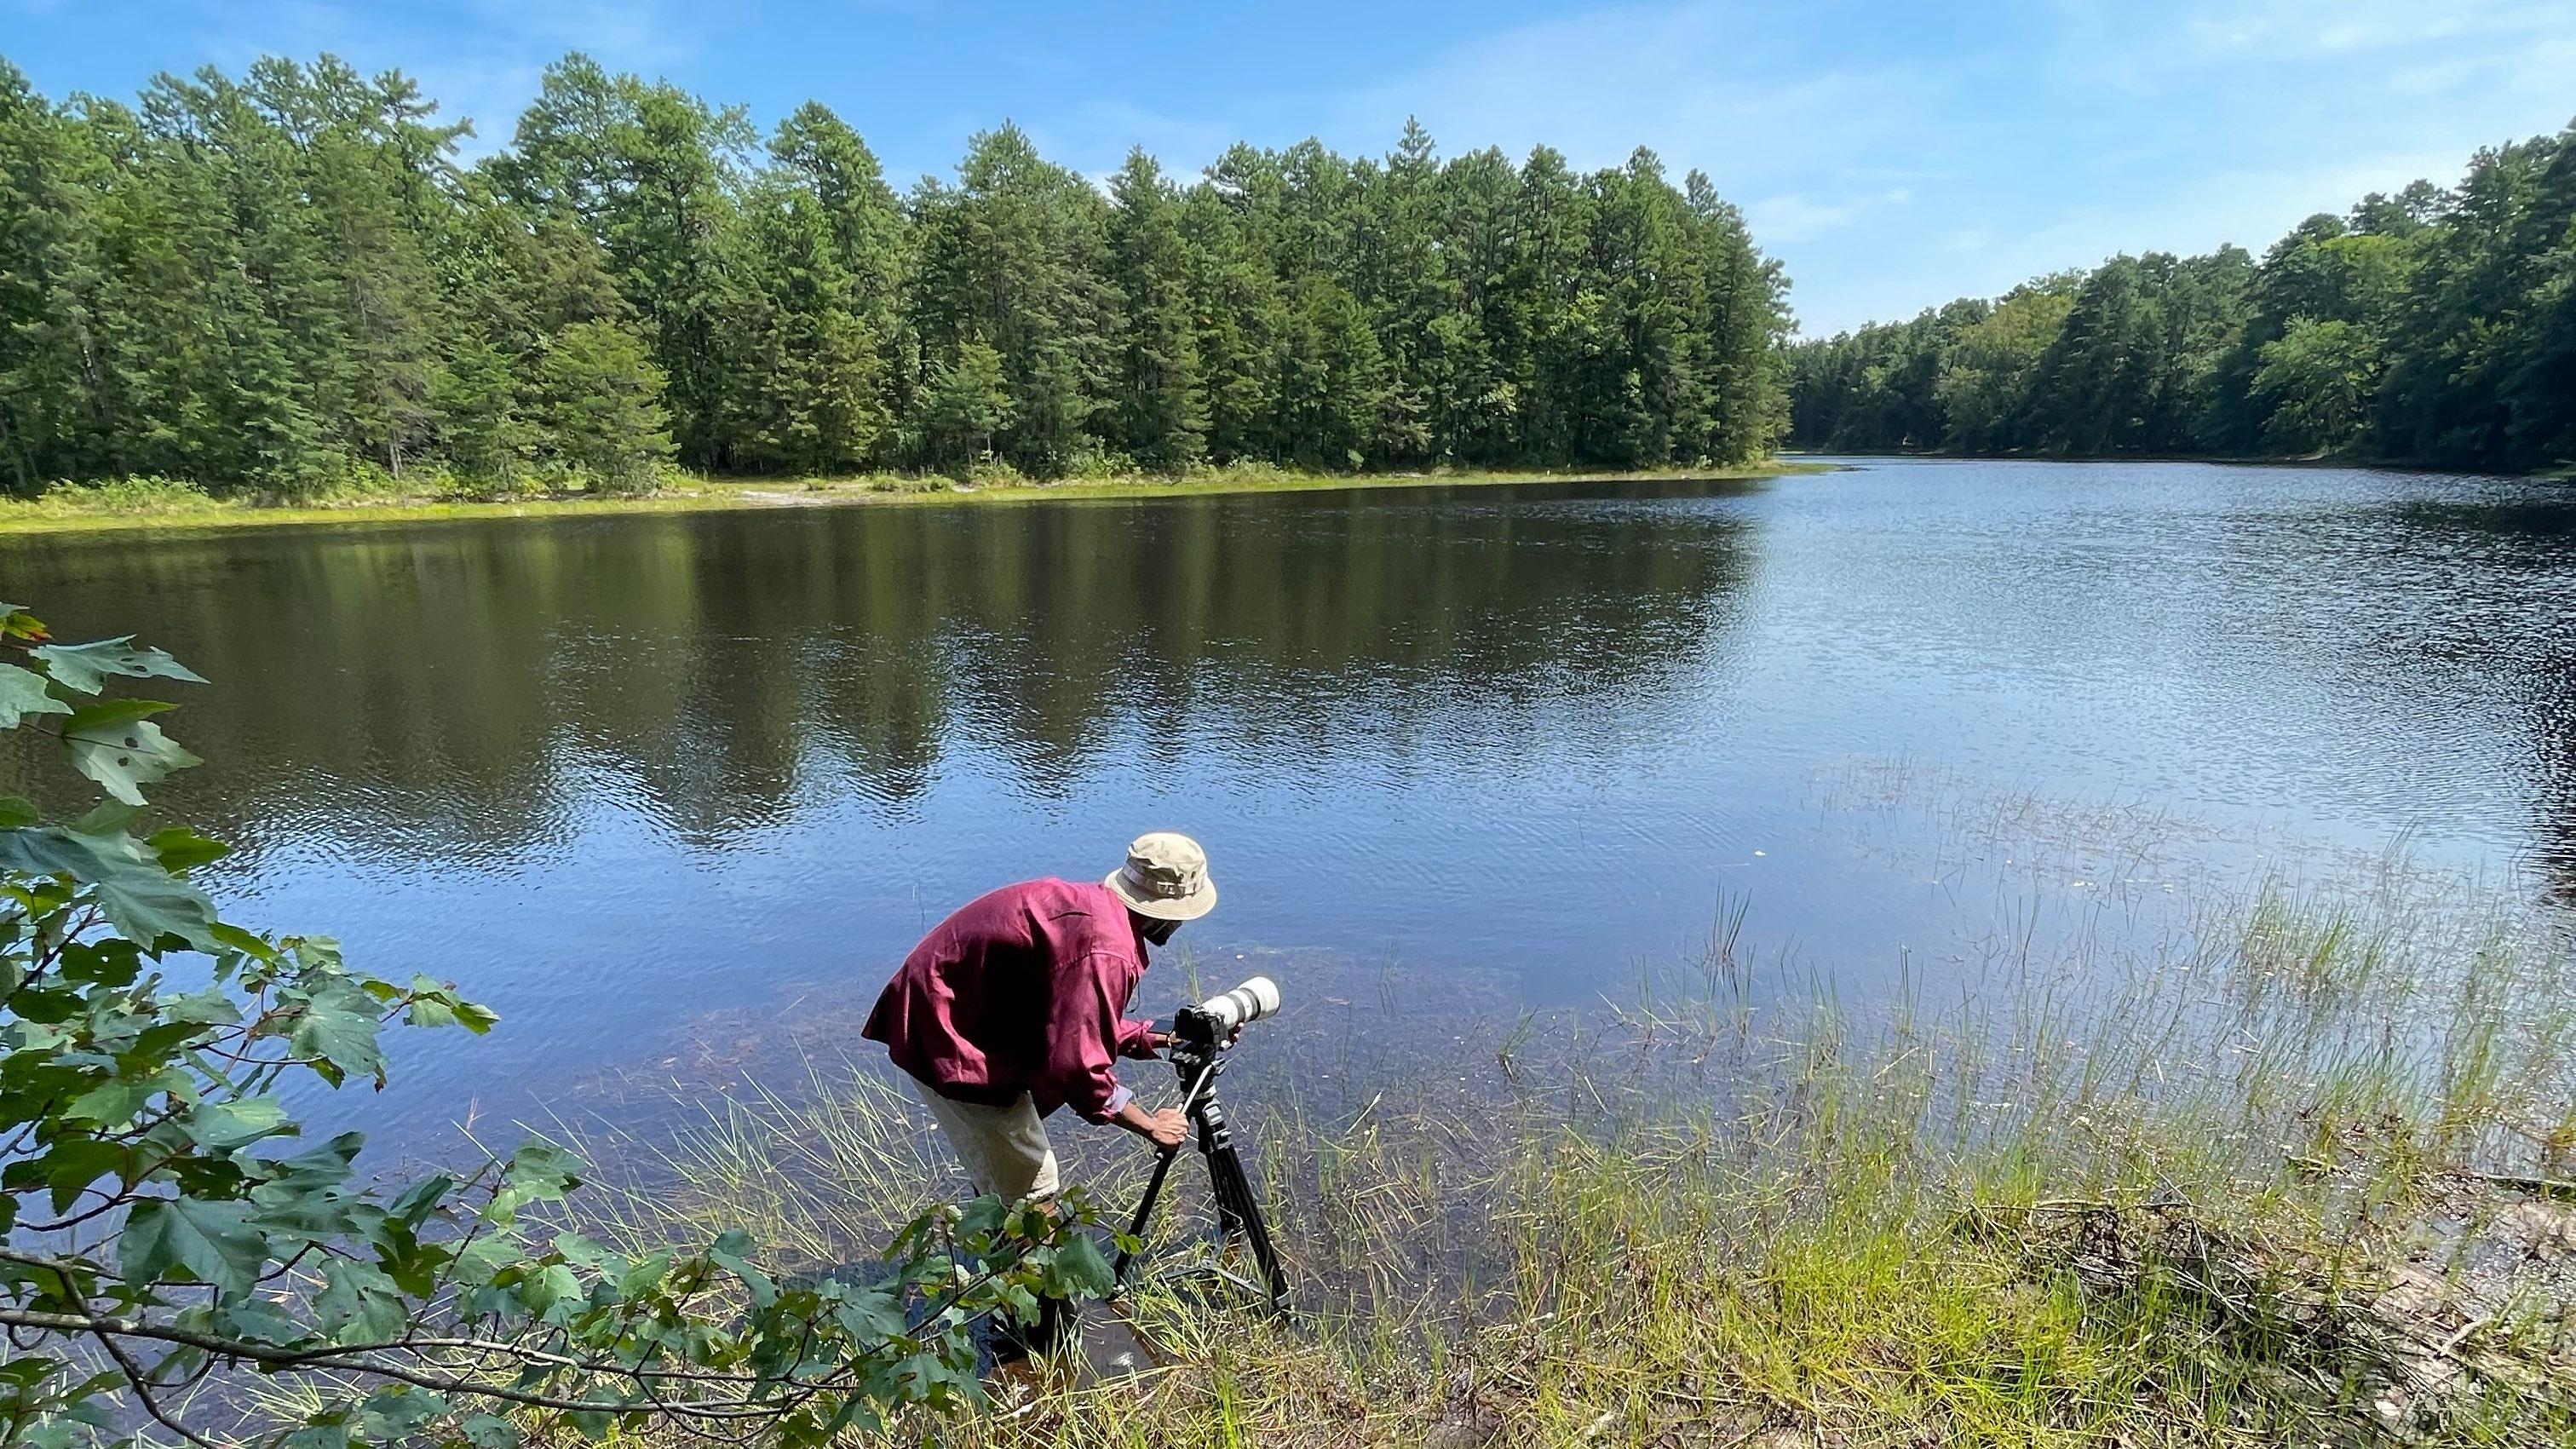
[
  {"left": 1115, "top": 1015, "right": 1159, "bottom": 1059},
  {"left": 1051, "top": 949, "right": 1143, "bottom": 1124}
]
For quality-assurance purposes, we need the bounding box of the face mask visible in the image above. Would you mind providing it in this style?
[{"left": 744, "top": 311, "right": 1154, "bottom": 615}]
[{"left": 1141, "top": 917, "right": 1182, "bottom": 946}]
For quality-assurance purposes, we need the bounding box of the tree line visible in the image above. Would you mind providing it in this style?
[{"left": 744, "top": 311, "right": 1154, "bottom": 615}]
[
  {"left": 0, "top": 52, "right": 1793, "bottom": 499},
  {"left": 1786, "top": 121, "right": 2576, "bottom": 473}
]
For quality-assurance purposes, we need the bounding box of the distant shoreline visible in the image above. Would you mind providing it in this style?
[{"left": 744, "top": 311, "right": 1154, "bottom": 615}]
[
  {"left": 0, "top": 463, "right": 1822, "bottom": 539},
  {"left": 1782, "top": 446, "right": 2567, "bottom": 480}
]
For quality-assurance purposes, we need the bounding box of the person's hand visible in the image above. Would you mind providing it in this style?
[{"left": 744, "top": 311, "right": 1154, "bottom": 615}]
[
  {"left": 1141, "top": 1027, "right": 1174, "bottom": 1055},
  {"left": 1141, "top": 1106, "right": 1188, "bottom": 1149}
]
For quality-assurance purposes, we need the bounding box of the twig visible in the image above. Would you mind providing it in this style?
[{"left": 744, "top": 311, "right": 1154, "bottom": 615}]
[{"left": 2458, "top": 1169, "right": 2576, "bottom": 1199}]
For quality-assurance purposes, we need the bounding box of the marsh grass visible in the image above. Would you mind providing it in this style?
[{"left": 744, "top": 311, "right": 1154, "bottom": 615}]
[{"left": 565, "top": 796, "right": 2576, "bottom": 1446}]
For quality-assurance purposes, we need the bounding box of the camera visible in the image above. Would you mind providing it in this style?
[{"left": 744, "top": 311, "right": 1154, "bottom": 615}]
[{"left": 1172, "top": 975, "right": 1280, "bottom": 1046}]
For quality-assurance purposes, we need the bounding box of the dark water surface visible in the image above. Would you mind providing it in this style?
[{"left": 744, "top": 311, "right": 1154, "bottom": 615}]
[{"left": 5, "top": 458, "right": 2572, "bottom": 1146}]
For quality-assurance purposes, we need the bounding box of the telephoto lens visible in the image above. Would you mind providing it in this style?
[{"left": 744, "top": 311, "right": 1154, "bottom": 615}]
[{"left": 1195, "top": 975, "right": 1281, "bottom": 1033}]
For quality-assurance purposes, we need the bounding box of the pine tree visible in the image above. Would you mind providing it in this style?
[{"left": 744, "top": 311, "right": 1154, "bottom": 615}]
[
  {"left": 921, "top": 340, "right": 1013, "bottom": 470},
  {"left": 539, "top": 319, "right": 675, "bottom": 491},
  {"left": 909, "top": 125, "right": 1111, "bottom": 476},
  {"left": 1107, "top": 150, "right": 1207, "bottom": 474},
  {"left": 1687, "top": 170, "right": 1790, "bottom": 464},
  {"left": 1181, "top": 184, "right": 1284, "bottom": 465},
  {"left": 0, "top": 61, "right": 112, "bottom": 492}
]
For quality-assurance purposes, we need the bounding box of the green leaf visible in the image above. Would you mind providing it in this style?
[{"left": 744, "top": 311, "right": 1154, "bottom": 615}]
[
  {"left": 484, "top": 1141, "right": 580, "bottom": 1224},
  {"left": 27, "top": 636, "right": 205, "bottom": 695},
  {"left": 147, "top": 825, "right": 230, "bottom": 872},
  {"left": 18, "top": 1136, "right": 130, "bottom": 1214},
  {"left": 209, "top": 922, "right": 283, "bottom": 964},
  {"left": 61, "top": 700, "right": 200, "bottom": 807},
  {"left": 0, "top": 825, "right": 218, "bottom": 949},
  {"left": 355, "top": 1387, "right": 444, "bottom": 1441},
  {"left": 315, "top": 1258, "right": 405, "bottom": 1343},
  {"left": 387, "top": 1173, "right": 456, "bottom": 1228},
  {"left": 220, "top": 1297, "right": 313, "bottom": 1347},
  {"left": 833, "top": 1285, "right": 909, "bottom": 1343},
  {"left": 121, "top": 1196, "right": 268, "bottom": 1297},
  {"left": 64, "top": 1067, "right": 193, "bottom": 1128},
  {"left": 1042, "top": 1232, "right": 1116, "bottom": 1298},
  {"left": 517, "top": 1261, "right": 581, "bottom": 1320},
  {"left": 164, "top": 987, "right": 244, "bottom": 1027},
  {"left": 287, "top": 988, "right": 386, "bottom": 1090},
  {"left": 452, "top": 1233, "right": 518, "bottom": 1286},
  {"left": 66, "top": 800, "right": 142, "bottom": 836},
  {"left": 279, "top": 1420, "right": 352, "bottom": 1449},
  {"left": 457, "top": 1415, "right": 523, "bottom": 1449},
  {"left": 708, "top": 1230, "right": 779, "bottom": 1309},
  {"left": 404, "top": 996, "right": 458, "bottom": 1029},
  {"left": 0, "top": 795, "right": 37, "bottom": 828},
  {"left": 0, "top": 664, "right": 68, "bottom": 729},
  {"left": 187, "top": 1096, "right": 292, "bottom": 1152}
]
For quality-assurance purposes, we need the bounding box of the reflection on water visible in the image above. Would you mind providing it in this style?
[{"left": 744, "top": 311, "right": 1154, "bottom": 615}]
[
  {"left": 14, "top": 482, "right": 1755, "bottom": 850},
  {"left": 2, "top": 463, "right": 2571, "bottom": 1147}
]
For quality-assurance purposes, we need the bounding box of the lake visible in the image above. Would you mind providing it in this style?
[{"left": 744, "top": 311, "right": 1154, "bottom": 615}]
[{"left": 5, "top": 458, "right": 2572, "bottom": 1149}]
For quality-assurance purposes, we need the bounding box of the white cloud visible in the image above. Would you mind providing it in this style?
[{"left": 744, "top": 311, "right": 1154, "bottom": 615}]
[
  {"left": 1322, "top": 0, "right": 1952, "bottom": 181},
  {"left": 2175, "top": 0, "right": 2557, "bottom": 60},
  {"left": 1750, "top": 186, "right": 1916, "bottom": 244}
]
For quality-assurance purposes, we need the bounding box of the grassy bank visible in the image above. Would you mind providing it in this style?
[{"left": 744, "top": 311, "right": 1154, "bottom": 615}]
[
  {"left": 0, "top": 462, "right": 1816, "bottom": 538},
  {"left": 565, "top": 802, "right": 2576, "bottom": 1446}
]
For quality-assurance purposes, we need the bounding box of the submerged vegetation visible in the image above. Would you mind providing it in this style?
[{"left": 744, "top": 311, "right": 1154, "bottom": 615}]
[
  {"left": 578, "top": 786, "right": 2576, "bottom": 1446},
  {"left": 1787, "top": 121, "right": 2576, "bottom": 473},
  {"left": 0, "top": 51, "right": 1790, "bottom": 504}
]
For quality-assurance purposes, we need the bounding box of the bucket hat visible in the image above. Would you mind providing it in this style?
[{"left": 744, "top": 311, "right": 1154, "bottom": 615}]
[{"left": 1105, "top": 831, "right": 1218, "bottom": 922}]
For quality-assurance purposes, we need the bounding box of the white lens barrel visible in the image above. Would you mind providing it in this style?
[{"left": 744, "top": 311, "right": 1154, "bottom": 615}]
[{"left": 1198, "top": 975, "right": 1281, "bottom": 1031}]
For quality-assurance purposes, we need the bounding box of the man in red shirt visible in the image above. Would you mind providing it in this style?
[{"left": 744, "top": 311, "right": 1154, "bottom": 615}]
[{"left": 862, "top": 832, "right": 1217, "bottom": 1205}]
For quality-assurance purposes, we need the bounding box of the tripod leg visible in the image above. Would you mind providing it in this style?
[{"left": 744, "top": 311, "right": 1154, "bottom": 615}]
[
  {"left": 1204, "top": 1139, "right": 1292, "bottom": 1316},
  {"left": 1115, "top": 1052, "right": 1222, "bottom": 1288},
  {"left": 1210, "top": 1153, "right": 1248, "bottom": 1239},
  {"left": 1112, "top": 1144, "right": 1183, "bottom": 1287}
]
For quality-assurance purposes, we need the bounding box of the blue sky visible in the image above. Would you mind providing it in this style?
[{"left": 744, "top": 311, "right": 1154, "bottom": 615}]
[{"left": 6, "top": 0, "right": 2572, "bottom": 335}]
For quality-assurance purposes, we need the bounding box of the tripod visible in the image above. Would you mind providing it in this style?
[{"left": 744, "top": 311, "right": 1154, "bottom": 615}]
[{"left": 1111, "top": 1033, "right": 1292, "bottom": 1319}]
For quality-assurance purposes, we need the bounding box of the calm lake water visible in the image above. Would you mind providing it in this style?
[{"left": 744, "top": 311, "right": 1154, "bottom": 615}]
[{"left": 5, "top": 458, "right": 2573, "bottom": 1147}]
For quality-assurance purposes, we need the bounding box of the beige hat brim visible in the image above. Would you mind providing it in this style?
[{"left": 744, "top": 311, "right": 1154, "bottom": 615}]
[{"left": 1105, "top": 870, "right": 1218, "bottom": 922}]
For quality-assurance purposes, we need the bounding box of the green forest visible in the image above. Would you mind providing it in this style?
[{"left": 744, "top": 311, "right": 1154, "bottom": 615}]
[
  {"left": 1787, "top": 122, "right": 2576, "bottom": 473},
  {"left": 0, "top": 52, "right": 1791, "bottom": 500}
]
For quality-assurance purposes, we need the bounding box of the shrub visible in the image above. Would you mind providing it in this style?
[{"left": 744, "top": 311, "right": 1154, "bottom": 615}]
[
  {"left": 8, "top": 476, "right": 221, "bottom": 516},
  {"left": 1059, "top": 444, "right": 1140, "bottom": 481},
  {"left": 960, "top": 457, "right": 1032, "bottom": 489}
]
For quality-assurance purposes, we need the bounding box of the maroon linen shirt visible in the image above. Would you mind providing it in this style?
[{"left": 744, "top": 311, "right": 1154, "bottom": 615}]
[{"left": 862, "top": 877, "right": 1159, "bottom": 1123}]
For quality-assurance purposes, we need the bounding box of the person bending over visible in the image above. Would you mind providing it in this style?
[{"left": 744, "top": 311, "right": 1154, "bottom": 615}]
[{"left": 863, "top": 831, "right": 1217, "bottom": 1210}]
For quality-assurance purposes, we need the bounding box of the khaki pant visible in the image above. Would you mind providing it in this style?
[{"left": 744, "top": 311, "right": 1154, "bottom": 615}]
[{"left": 909, "top": 1078, "right": 1061, "bottom": 1202}]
